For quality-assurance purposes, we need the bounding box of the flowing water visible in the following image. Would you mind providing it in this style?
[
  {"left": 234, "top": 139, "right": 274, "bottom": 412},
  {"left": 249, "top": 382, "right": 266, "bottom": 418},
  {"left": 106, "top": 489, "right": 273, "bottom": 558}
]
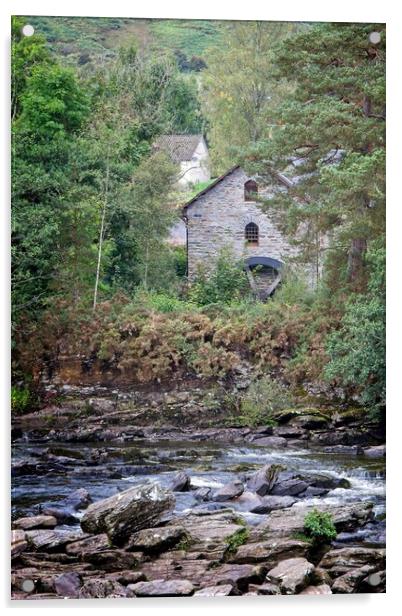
[{"left": 11, "top": 439, "right": 385, "bottom": 545}]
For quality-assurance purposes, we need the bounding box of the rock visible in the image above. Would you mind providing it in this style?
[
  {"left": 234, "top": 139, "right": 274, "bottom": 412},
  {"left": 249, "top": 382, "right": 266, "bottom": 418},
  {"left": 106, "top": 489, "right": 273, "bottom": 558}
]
[
  {"left": 169, "top": 510, "right": 245, "bottom": 544},
  {"left": 273, "top": 426, "right": 305, "bottom": 439},
  {"left": 79, "top": 579, "right": 132, "bottom": 598},
  {"left": 363, "top": 445, "right": 386, "bottom": 458},
  {"left": 247, "top": 464, "right": 284, "bottom": 496},
  {"left": 290, "top": 413, "right": 329, "bottom": 429},
  {"left": 252, "top": 436, "right": 288, "bottom": 448},
  {"left": 301, "top": 487, "right": 329, "bottom": 497},
  {"left": 248, "top": 582, "right": 280, "bottom": 595},
  {"left": 42, "top": 508, "right": 79, "bottom": 525},
  {"left": 229, "top": 538, "right": 309, "bottom": 566},
  {"left": 107, "top": 571, "right": 146, "bottom": 585},
  {"left": 319, "top": 547, "right": 385, "bottom": 577},
  {"left": 11, "top": 529, "right": 28, "bottom": 559},
  {"left": 331, "top": 566, "right": 374, "bottom": 593},
  {"left": 250, "top": 495, "right": 296, "bottom": 514},
  {"left": 128, "top": 579, "right": 194, "bottom": 597},
  {"left": 193, "top": 487, "right": 212, "bottom": 502},
  {"left": 270, "top": 477, "right": 309, "bottom": 496},
  {"left": 168, "top": 471, "right": 191, "bottom": 492},
  {"left": 235, "top": 491, "right": 265, "bottom": 512},
  {"left": 65, "top": 533, "right": 110, "bottom": 556},
  {"left": 267, "top": 557, "right": 315, "bottom": 594},
  {"left": 13, "top": 515, "right": 57, "bottom": 530},
  {"left": 210, "top": 563, "right": 266, "bottom": 590},
  {"left": 213, "top": 480, "right": 244, "bottom": 502},
  {"left": 54, "top": 572, "right": 82, "bottom": 598},
  {"left": 194, "top": 585, "right": 234, "bottom": 596},
  {"left": 64, "top": 488, "right": 92, "bottom": 510},
  {"left": 255, "top": 502, "right": 374, "bottom": 539},
  {"left": 25, "top": 529, "right": 88, "bottom": 552},
  {"left": 82, "top": 549, "right": 142, "bottom": 571},
  {"left": 359, "top": 570, "right": 386, "bottom": 593},
  {"left": 80, "top": 483, "right": 175, "bottom": 543},
  {"left": 126, "top": 526, "right": 188, "bottom": 553},
  {"left": 300, "top": 584, "right": 332, "bottom": 595}
]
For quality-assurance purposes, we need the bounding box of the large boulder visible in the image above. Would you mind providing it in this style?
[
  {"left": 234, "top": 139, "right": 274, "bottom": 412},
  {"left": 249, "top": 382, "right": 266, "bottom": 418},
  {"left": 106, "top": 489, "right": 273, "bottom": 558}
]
[
  {"left": 267, "top": 557, "right": 315, "bottom": 594},
  {"left": 250, "top": 495, "right": 296, "bottom": 514},
  {"left": 80, "top": 483, "right": 175, "bottom": 544},
  {"left": 247, "top": 464, "right": 284, "bottom": 496}
]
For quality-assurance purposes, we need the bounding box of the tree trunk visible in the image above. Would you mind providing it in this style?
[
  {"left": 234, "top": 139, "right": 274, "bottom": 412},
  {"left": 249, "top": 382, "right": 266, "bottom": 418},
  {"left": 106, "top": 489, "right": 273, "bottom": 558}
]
[
  {"left": 93, "top": 154, "right": 110, "bottom": 313},
  {"left": 347, "top": 237, "right": 367, "bottom": 290}
]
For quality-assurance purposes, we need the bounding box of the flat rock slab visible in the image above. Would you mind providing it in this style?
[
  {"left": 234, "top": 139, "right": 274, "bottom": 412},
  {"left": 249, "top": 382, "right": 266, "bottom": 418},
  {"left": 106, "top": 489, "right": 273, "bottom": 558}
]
[
  {"left": 80, "top": 483, "right": 175, "bottom": 543},
  {"left": 11, "top": 529, "right": 28, "bottom": 559},
  {"left": 25, "top": 529, "right": 88, "bottom": 552},
  {"left": 319, "top": 547, "right": 385, "bottom": 577},
  {"left": 126, "top": 526, "right": 188, "bottom": 553},
  {"left": 13, "top": 515, "right": 58, "bottom": 530},
  {"left": 194, "top": 584, "right": 234, "bottom": 596},
  {"left": 229, "top": 538, "right": 309, "bottom": 566},
  {"left": 65, "top": 533, "right": 110, "bottom": 556},
  {"left": 254, "top": 502, "right": 374, "bottom": 539},
  {"left": 169, "top": 511, "right": 245, "bottom": 544},
  {"left": 128, "top": 579, "right": 194, "bottom": 597},
  {"left": 267, "top": 557, "right": 315, "bottom": 594}
]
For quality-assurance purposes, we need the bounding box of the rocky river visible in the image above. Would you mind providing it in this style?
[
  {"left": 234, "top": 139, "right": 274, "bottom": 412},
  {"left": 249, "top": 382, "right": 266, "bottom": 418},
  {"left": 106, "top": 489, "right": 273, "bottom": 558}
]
[{"left": 11, "top": 388, "right": 386, "bottom": 599}]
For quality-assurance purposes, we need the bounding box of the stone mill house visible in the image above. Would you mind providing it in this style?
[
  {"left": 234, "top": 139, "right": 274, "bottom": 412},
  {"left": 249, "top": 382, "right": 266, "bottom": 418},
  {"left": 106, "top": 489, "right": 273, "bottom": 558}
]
[{"left": 156, "top": 135, "right": 315, "bottom": 298}]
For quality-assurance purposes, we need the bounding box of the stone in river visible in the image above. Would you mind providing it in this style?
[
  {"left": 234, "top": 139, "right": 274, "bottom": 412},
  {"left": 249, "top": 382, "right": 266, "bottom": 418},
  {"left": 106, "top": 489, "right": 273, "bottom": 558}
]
[
  {"left": 64, "top": 488, "right": 92, "bottom": 510},
  {"left": 212, "top": 480, "right": 244, "bottom": 502},
  {"left": 267, "top": 557, "right": 315, "bottom": 594},
  {"left": 250, "top": 495, "right": 296, "bottom": 513},
  {"left": 80, "top": 483, "right": 175, "bottom": 543},
  {"left": 128, "top": 579, "right": 194, "bottom": 597},
  {"left": 247, "top": 464, "right": 284, "bottom": 496},
  {"left": 363, "top": 445, "right": 386, "bottom": 459},
  {"left": 13, "top": 515, "right": 57, "bottom": 530},
  {"left": 252, "top": 436, "right": 288, "bottom": 448},
  {"left": 168, "top": 471, "right": 191, "bottom": 492}
]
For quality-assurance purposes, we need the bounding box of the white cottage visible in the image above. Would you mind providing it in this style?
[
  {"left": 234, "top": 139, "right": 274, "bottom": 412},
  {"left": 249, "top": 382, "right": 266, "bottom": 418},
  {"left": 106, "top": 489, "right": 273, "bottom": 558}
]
[{"left": 154, "top": 134, "right": 210, "bottom": 188}]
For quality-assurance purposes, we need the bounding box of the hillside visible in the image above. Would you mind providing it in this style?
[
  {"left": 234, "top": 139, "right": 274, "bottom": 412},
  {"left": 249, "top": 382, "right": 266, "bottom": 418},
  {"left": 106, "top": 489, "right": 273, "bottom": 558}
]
[{"left": 21, "top": 16, "right": 226, "bottom": 69}]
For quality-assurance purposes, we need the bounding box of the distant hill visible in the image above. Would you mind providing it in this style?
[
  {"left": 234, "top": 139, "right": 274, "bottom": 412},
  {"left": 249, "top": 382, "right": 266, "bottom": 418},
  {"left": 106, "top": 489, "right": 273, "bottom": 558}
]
[{"left": 21, "top": 16, "right": 226, "bottom": 70}]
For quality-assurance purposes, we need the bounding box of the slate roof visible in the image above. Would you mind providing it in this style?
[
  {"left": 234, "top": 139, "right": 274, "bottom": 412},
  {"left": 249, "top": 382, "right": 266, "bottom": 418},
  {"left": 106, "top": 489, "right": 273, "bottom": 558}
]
[{"left": 154, "top": 134, "right": 205, "bottom": 163}]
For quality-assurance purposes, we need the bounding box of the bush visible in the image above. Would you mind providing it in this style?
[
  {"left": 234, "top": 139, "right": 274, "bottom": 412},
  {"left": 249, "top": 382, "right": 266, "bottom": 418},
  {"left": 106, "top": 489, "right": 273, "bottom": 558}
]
[
  {"left": 189, "top": 248, "right": 251, "bottom": 306},
  {"left": 303, "top": 509, "right": 337, "bottom": 542},
  {"left": 237, "top": 376, "right": 293, "bottom": 427},
  {"left": 11, "top": 385, "right": 31, "bottom": 414}
]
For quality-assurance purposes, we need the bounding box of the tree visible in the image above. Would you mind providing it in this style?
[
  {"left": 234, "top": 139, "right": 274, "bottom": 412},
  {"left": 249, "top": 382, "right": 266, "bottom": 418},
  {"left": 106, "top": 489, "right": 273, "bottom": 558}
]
[
  {"left": 202, "top": 21, "right": 299, "bottom": 174},
  {"left": 244, "top": 23, "right": 385, "bottom": 291},
  {"left": 324, "top": 240, "right": 385, "bottom": 416}
]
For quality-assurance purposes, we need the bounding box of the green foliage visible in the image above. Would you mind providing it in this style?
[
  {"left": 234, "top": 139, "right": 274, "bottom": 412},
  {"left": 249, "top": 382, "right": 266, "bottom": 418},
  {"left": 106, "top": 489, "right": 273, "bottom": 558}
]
[
  {"left": 225, "top": 527, "right": 249, "bottom": 555},
  {"left": 324, "top": 241, "right": 385, "bottom": 416},
  {"left": 304, "top": 509, "right": 337, "bottom": 543},
  {"left": 237, "top": 377, "right": 292, "bottom": 427},
  {"left": 11, "top": 385, "right": 31, "bottom": 414},
  {"left": 189, "top": 249, "right": 251, "bottom": 306}
]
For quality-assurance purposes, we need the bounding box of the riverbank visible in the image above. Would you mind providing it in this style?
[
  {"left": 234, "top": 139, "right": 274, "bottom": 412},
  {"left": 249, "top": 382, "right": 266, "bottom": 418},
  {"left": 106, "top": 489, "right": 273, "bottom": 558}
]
[{"left": 11, "top": 384, "right": 385, "bottom": 599}]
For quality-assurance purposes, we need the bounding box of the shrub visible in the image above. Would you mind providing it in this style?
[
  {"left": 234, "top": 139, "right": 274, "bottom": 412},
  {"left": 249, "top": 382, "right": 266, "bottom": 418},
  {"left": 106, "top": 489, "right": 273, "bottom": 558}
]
[
  {"left": 303, "top": 509, "right": 337, "bottom": 542},
  {"left": 237, "top": 376, "right": 293, "bottom": 427},
  {"left": 11, "top": 385, "right": 31, "bottom": 414}
]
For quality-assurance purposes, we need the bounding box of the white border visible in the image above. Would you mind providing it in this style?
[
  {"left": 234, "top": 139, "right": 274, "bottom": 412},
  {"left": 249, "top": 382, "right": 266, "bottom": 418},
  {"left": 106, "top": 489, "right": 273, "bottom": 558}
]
[{"left": 2, "top": 1, "right": 401, "bottom": 613}]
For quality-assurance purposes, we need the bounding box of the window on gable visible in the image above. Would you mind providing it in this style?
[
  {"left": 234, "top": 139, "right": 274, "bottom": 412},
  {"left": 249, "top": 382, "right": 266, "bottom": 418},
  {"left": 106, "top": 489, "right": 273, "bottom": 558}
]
[
  {"left": 244, "top": 179, "right": 258, "bottom": 201},
  {"left": 245, "top": 222, "right": 259, "bottom": 245}
]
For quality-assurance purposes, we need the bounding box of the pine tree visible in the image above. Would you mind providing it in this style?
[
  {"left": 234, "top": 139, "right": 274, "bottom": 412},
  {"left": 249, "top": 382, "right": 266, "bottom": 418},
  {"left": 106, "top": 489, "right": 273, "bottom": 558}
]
[{"left": 244, "top": 23, "right": 385, "bottom": 291}]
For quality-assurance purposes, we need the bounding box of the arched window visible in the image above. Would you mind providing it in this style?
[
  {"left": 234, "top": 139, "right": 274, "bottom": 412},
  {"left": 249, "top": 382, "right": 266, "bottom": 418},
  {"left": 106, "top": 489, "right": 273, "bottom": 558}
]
[
  {"left": 245, "top": 222, "right": 259, "bottom": 245},
  {"left": 244, "top": 179, "right": 258, "bottom": 201}
]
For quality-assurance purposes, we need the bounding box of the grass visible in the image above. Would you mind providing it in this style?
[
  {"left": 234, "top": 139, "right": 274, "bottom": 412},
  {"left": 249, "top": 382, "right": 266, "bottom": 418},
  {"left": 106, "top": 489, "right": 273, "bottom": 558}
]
[{"left": 225, "top": 527, "right": 249, "bottom": 557}]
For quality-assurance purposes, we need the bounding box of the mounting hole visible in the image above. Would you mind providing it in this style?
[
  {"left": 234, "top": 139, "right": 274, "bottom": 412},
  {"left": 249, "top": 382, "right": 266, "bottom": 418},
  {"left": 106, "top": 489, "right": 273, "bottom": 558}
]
[
  {"left": 22, "top": 24, "right": 35, "bottom": 37},
  {"left": 369, "top": 31, "right": 381, "bottom": 45},
  {"left": 22, "top": 579, "right": 35, "bottom": 592},
  {"left": 367, "top": 573, "right": 381, "bottom": 586}
]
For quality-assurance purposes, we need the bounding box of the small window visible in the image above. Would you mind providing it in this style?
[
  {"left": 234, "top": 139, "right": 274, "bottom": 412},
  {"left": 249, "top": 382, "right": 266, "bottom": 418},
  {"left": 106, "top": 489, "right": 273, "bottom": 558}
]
[
  {"left": 245, "top": 222, "right": 259, "bottom": 245},
  {"left": 244, "top": 179, "right": 258, "bottom": 201}
]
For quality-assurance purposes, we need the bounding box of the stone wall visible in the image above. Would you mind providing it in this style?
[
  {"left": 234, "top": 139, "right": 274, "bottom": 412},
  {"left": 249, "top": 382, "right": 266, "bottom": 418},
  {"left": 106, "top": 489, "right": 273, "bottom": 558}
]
[{"left": 185, "top": 167, "right": 303, "bottom": 280}]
